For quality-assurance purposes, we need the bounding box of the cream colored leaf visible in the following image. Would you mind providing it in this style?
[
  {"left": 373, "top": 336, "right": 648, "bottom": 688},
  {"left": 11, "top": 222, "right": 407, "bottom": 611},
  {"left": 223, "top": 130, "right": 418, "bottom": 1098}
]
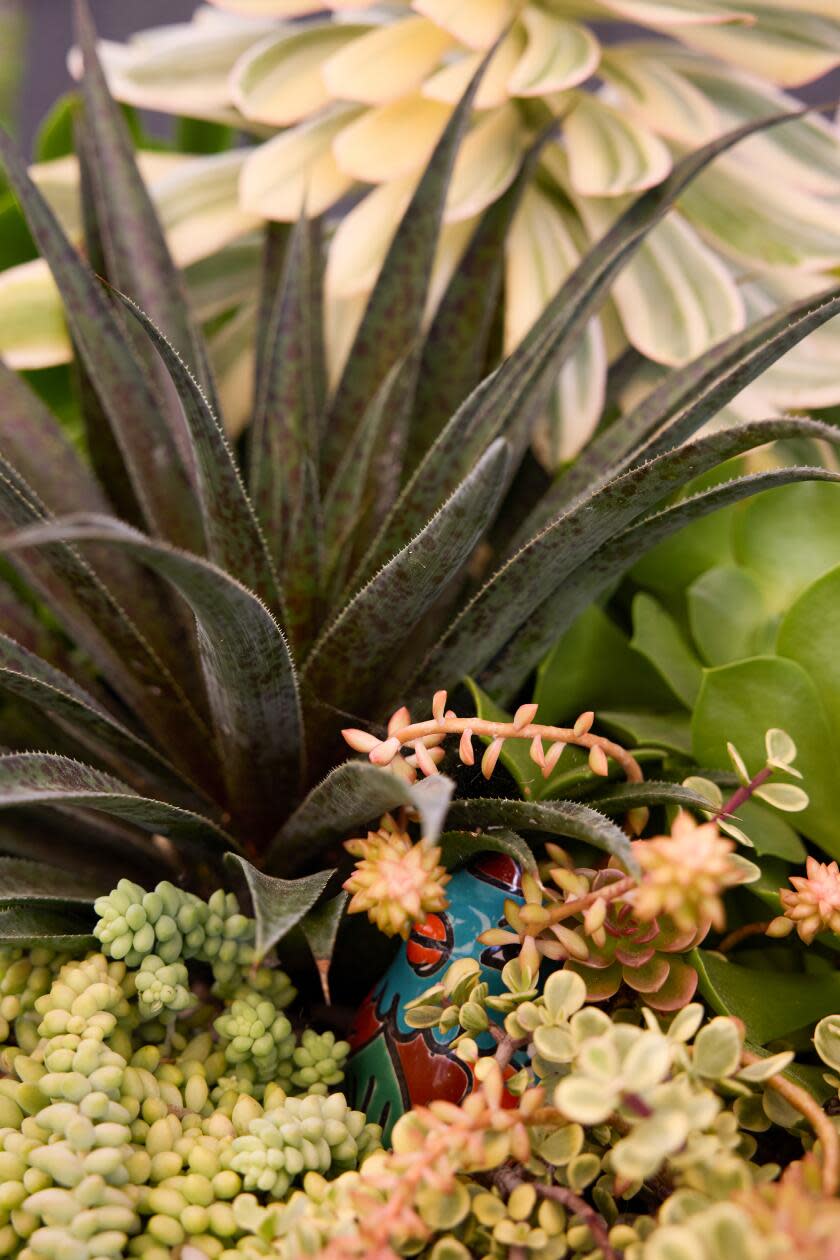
[
  {"left": 662, "top": 50, "right": 840, "bottom": 195},
  {"left": 90, "top": 21, "right": 271, "bottom": 123},
  {"left": 326, "top": 174, "right": 475, "bottom": 307},
  {"left": 332, "top": 94, "right": 451, "bottom": 183},
  {"left": 578, "top": 201, "right": 745, "bottom": 366},
  {"left": 412, "top": 0, "right": 515, "bottom": 51},
  {"left": 145, "top": 151, "right": 259, "bottom": 266},
  {"left": 674, "top": 8, "right": 840, "bottom": 86},
  {"left": 506, "top": 187, "right": 606, "bottom": 469},
  {"left": 0, "top": 260, "right": 71, "bottom": 370},
  {"left": 209, "top": 303, "right": 257, "bottom": 439},
  {"left": 325, "top": 290, "right": 369, "bottom": 390},
  {"left": 598, "top": 0, "right": 748, "bottom": 25},
  {"left": 207, "top": 0, "right": 327, "bottom": 14},
  {"left": 564, "top": 95, "right": 672, "bottom": 197},
  {"left": 184, "top": 236, "right": 263, "bottom": 321},
  {"left": 327, "top": 177, "right": 416, "bottom": 299},
  {"left": 325, "top": 16, "right": 453, "bottom": 106},
  {"left": 600, "top": 45, "right": 720, "bottom": 144},
  {"left": 25, "top": 150, "right": 249, "bottom": 271},
  {"left": 680, "top": 157, "right": 840, "bottom": 271},
  {"left": 508, "top": 8, "right": 600, "bottom": 97},
  {"left": 241, "top": 106, "right": 361, "bottom": 219},
  {"left": 736, "top": 274, "right": 840, "bottom": 410},
  {"left": 422, "top": 26, "right": 525, "bottom": 110},
  {"left": 231, "top": 24, "right": 370, "bottom": 125},
  {"left": 445, "top": 104, "right": 523, "bottom": 223}
]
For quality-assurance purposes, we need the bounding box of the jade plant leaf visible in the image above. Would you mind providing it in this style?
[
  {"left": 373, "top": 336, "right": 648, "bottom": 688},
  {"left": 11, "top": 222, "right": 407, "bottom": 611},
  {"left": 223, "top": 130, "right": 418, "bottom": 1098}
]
[
  {"left": 733, "top": 481, "right": 840, "bottom": 613},
  {"left": 630, "top": 592, "right": 702, "bottom": 709},
  {"left": 596, "top": 711, "right": 691, "bottom": 756},
  {"left": 725, "top": 798, "right": 806, "bottom": 863},
  {"left": 534, "top": 604, "right": 674, "bottom": 724},
  {"left": 777, "top": 563, "right": 840, "bottom": 744},
  {"left": 692, "top": 656, "right": 840, "bottom": 855},
  {"left": 687, "top": 565, "right": 770, "bottom": 667},
  {"left": 225, "top": 855, "right": 334, "bottom": 962},
  {"left": 693, "top": 948, "right": 840, "bottom": 1045}
]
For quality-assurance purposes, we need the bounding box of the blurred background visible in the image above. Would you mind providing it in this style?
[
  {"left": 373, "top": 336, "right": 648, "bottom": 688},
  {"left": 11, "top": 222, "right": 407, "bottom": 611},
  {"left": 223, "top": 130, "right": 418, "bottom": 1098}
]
[
  {"left": 10, "top": 0, "right": 196, "bottom": 148},
  {"left": 6, "top": 1, "right": 840, "bottom": 152}
]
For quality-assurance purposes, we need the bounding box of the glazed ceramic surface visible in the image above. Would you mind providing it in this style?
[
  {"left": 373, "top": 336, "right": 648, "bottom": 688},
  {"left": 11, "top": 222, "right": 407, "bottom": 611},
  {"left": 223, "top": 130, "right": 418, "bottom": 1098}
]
[{"left": 345, "top": 852, "right": 524, "bottom": 1140}]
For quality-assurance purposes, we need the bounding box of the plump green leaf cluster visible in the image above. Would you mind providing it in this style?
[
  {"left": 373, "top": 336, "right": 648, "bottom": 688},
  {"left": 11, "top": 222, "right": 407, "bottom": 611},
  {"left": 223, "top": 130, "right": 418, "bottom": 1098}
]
[
  {"left": 0, "top": 921, "right": 378, "bottom": 1260},
  {"left": 0, "top": 2, "right": 838, "bottom": 969}
]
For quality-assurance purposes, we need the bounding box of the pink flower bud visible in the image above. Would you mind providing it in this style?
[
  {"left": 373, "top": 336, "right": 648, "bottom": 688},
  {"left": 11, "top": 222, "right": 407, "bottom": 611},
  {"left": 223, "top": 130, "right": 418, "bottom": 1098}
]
[
  {"left": 370, "top": 736, "right": 401, "bottom": 765},
  {"left": 432, "top": 690, "right": 447, "bottom": 721},
  {"left": 513, "top": 703, "right": 538, "bottom": 731},
  {"left": 459, "top": 728, "right": 475, "bottom": 765}
]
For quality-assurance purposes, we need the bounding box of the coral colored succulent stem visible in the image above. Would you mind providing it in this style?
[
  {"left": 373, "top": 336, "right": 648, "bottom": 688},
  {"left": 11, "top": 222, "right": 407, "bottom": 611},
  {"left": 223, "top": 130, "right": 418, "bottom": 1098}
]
[
  {"left": 742, "top": 1050, "right": 840, "bottom": 1196},
  {"left": 547, "top": 876, "right": 636, "bottom": 925},
  {"left": 393, "top": 716, "right": 643, "bottom": 783},
  {"left": 717, "top": 921, "right": 772, "bottom": 953}
]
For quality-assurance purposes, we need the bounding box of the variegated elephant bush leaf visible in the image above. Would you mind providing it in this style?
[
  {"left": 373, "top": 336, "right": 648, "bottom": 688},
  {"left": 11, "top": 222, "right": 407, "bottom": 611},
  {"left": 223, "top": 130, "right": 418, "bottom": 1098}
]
[
  {"left": 0, "top": 2, "right": 839, "bottom": 972},
  {"left": 3, "top": 0, "right": 840, "bottom": 467}
]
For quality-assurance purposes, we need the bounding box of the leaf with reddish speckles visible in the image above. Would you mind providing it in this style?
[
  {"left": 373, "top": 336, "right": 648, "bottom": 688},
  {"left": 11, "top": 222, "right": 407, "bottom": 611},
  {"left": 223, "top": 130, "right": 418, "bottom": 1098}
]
[
  {"left": 302, "top": 438, "right": 509, "bottom": 730},
  {"left": 0, "top": 753, "right": 236, "bottom": 862},
  {"left": 361, "top": 106, "right": 823, "bottom": 574},
  {"left": 517, "top": 283, "right": 840, "bottom": 543},
  {"left": 225, "top": 853, "right": 334, "bottom": 961},
  {"left": 322, "top": 47, "right": 492, "bottom": 482},
  {"left": 411, "top": 419, "right": 840, "bottom": 702},
  {"left": 74, "top": 0, "right": 219, "bottom": 413},
  {"left": 249, "top": 213, "right": 325, "bottom": 587},
  {"left": 0, "top": 131, "right": 201, "bottom": 553},
  {"left": 0, "top": 514, "right": 302, "bottom": 844},
  {"left": 113, "top": 289, "right": 283, "bottom": 613},
  {"left": 445, "top": 797, "right": 637, "bottom": 873},
  {"left": 270, "top": 761, "right": 453, "bottom": 874},
  {"left": 407, "top": 135, "right": 545, "bottom": 473}
]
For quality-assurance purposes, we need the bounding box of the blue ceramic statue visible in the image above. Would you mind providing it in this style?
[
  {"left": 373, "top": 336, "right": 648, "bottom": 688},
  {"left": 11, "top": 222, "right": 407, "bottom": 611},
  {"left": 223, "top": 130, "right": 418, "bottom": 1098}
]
[{"left": 344, "top": 852, "right": 524, "bottom": 1140}]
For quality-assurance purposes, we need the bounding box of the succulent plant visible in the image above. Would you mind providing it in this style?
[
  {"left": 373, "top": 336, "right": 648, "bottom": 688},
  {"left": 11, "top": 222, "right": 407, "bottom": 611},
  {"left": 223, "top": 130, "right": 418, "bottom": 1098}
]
[
  {"left": 0, "top": 1, "right": 839, "bottom": 986},
  {"left": 6, "top": 0, "right": 840, "bottom": 471}
]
